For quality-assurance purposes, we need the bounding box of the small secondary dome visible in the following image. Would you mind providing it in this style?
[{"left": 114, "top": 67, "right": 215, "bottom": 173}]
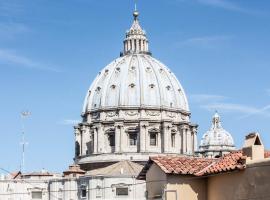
[{"left": 199, "top": 112, "right": 236, "bottom": 158}]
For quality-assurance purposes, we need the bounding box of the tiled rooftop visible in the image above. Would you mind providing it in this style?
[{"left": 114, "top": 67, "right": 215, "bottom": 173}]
[
  {"left": 138, "top": 151, "right": 247, "bottom": 180},
  {"left": 201, "top": 151, "right": 246, "bottom": 176},
  {"left": 151, "top": 156, "right": 214, "bottom": 175}
]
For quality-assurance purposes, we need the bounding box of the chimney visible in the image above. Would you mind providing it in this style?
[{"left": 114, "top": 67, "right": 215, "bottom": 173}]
[{"left": 242, "top": 132, "right": 264, "bottom": 161}]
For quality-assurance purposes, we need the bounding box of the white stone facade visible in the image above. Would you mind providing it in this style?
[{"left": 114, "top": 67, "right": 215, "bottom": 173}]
[{"left": 48, "top": 176, "right": 145, "bottom": 200}]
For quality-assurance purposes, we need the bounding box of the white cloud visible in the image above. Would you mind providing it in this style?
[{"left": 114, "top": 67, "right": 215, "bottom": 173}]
[
  {"left": 179, "top": 35, "right": 233, "bottom": 48},
  {"left": 201, "top": 103, "right": 270, "bottom": 118},
  {"left": 190, "top": 94, "right": 227, "bottom": 103},
  {"left": 58, "top": 119, "right": 81, "bottom": 126},
  {"left": 0, "top": 22, "right": 30, "bottom": 39},
  {"left": 0, "top": 49, "right": 60, "bottom": 72},
  {"left": 192, "top": 93, "right": 270, "bottom": 118},
  {"left": 175, "top": 0, "right": 263, "bottom": 15},
  {"left": 60, "top": 120, "right": 80, "bottom": 126},
  {"left": 196, "top": 0, "right": 262, "bottom": 15}
]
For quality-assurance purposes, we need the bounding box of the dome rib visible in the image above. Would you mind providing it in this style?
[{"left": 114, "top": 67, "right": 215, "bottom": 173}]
[{"left": 144, "top": 55, "right": 163, "bottom": 109}]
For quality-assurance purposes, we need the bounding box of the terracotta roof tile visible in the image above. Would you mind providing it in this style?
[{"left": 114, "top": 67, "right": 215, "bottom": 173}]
[
  {"left": 200, "top": 151, "right": 246, "bottom": 176},
  {"left": 150, "top": 156, "right": 214, "bottom": 176},
  {"left": 137, "top": 151, "right": 247, "bottom": 180}
]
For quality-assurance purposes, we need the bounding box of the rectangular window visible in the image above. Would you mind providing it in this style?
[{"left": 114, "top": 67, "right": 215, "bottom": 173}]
[
  {"left": 150, "top": 133, "right": 157, "bottom": 146},
  {"left": 81, "top": 185, "right": 87, "bottom": 198},
  {"left": 96, "top": 186, "right": 102, "bottom": 198},
  {"left": 129, "top": 133, "right": 137, "bottom": 146},
  {"left": 116, "top": 187, "right": 129, "bottom": 196},
  {"left": 109, "top": 134, "right": 115, "bottom": 147},
  {"left": 32, "top": 191, "right": 42, "bottom": 199},
  {"left": 171, "top": 133, "right": 176, "bottom": 147}
]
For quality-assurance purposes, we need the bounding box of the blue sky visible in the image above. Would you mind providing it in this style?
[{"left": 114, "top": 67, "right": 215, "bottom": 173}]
[{"left": 0, "top": 0, "right": 270, "bottom": 173}]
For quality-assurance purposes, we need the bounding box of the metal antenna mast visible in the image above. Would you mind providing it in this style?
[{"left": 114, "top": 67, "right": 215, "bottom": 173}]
[{"left": 20, "top": 111, "right": 31, "bottom": 173}]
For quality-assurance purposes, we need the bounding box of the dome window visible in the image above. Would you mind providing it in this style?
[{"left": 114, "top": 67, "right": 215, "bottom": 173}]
[
  {"left": 95, "top": 87, "right": 101, "bottom": 92},
  {"left": 149, "top": 84, "right": 155, "bottom": 89},
  {"left": 111, "top": 85, "right": 116, "bottom": 89},
  {"left": 146, "top": 66, "right": 152, "bottom": 72},
  {"left": 166, "top": 86, "right": 171, "bottom": 90},
  {"left": 116, "top": 67, "right": 121, "bottom": 72},
  {"left": 129, "top": 66, "right": 136, "bottom": 73},
  {"left": 129, "top": 83, "right": 136, "bottom": 88}
]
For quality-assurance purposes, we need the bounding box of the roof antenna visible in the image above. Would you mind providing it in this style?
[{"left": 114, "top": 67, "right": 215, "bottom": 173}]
[{"left": 20, "top": 111, "right": 31, "bottom": 173}]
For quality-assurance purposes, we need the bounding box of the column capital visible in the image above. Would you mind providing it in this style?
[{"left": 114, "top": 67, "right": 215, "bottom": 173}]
[
  {"left": 140, "top": 121, "right": 149, "bottom": 128},
  {"left": 114, "top": 122, "right": 124, "bottom": 128},
  {"left": 180, "top": 124, "right": 189, "bottom": 130}
]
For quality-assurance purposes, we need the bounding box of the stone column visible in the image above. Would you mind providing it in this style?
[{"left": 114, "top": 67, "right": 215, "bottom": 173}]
[
  {"left": 93, "top": 126, "right": 98, "bottom": 154},
  {"left": 177, "top": 127, "right": 181, "bottom": 154},
  {"left": 181, "top": 125, "right": 188, "bottom": 154},
  {"left": 140, "top": 121, "right": 149, "bottom": 152},
  {"left": 186, "top": 128, "right": 192, "bottom": 155},
  {"left": 115, "top": 122, "right": 124, "bottom": 153},
  {"left": 163, "top": 121, "right": 172, "bottom": 153},
  {"left": 97, "top": 124, "right": 104, "bottom": 153},
  {"left": 132, "top": 39, "right": 135, "bottom": 52},
  {"left": 136, "top": 39, "right": 139, "bottom": 51},
  {"left": 74, "top": 126, "right": 81, "bottom": 156},
  {"left": 192, "top": 126, "right": 198, "bottom": 153}
]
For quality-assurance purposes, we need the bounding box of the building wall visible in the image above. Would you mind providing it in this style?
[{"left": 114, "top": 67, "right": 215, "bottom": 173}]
[
  {"left": 146, "top": 163, "right": 167, "bottom": 200},
  {"left": 87, "top": 176, "right": 146, "bottom": 200},
  {"left": 145, "top": 163, "right": 207, "bottom": 200},
  {"left": 0, "top": 179, "right": 49, "bottom": 200},
  {"left": 208, "top": 159, "right": 270, "bottom": 200},
  {"left": 48, "top": 175, "right": 146, "bottom": 200},
  {"left": 166, "top": 175, "right": 207, "bottom": 200}
]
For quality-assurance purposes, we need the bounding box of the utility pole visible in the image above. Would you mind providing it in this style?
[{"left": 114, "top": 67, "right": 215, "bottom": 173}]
[{"left": 20, "top": 111, "right": 31, "bottom": 173}]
